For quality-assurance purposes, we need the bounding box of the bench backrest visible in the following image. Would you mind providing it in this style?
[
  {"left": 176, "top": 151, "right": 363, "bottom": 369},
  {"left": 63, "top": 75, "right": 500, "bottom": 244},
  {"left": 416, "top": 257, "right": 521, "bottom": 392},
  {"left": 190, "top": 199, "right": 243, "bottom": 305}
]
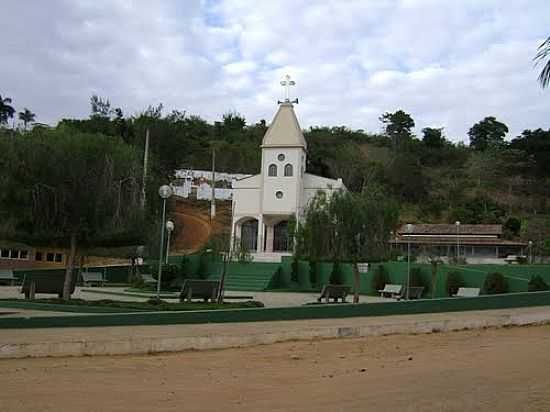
[
  {"left": 408, "top": 286, "right": 424, "bottom": 299},
  {"left": 456, "top": 287, "right": 480, "bottom": 297},
  {"left": 320, "top": 284, "right": 351, "bottom": 298},
  {"left": 21, "top": 272, "right": 76, "bottom": 294},
  {"left": 81, "top": 272, "right": 105, "bottom": 282},
  {"left": 0, "top": 269, "right": 15, "bottom": 279},
  {"left": 181, "top": 280, "right": 219, "bottom": 299},
  {"left": 382, "top": 284, "right": 402, "bottom": 294}
]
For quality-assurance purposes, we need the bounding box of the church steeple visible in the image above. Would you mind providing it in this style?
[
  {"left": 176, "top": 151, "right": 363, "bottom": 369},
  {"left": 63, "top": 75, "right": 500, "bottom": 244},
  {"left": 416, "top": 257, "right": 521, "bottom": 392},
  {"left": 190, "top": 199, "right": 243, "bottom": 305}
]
[{"left": 261, "top": 75, "right": 306, "bottom": 149}]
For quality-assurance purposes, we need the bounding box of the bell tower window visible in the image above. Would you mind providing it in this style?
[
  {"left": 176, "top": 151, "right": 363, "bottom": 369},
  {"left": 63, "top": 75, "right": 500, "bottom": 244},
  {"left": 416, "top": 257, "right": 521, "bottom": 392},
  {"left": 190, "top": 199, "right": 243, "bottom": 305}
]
[
  {"left": 268, "top": 164, "right": 277, "bottom": 177},
  {"left": 284, "top": 164, "right": 293, "bottom": 177}
]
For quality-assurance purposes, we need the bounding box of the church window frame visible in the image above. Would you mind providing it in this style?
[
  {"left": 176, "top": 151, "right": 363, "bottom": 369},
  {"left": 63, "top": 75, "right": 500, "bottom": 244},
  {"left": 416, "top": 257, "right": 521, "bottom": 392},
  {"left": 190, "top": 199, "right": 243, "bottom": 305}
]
[
  {"left": 268, "top": 164, "right": 277, "bottom": 177},
  {"left": 277, "top": 153, "right": 285, "bottom": 161},
  {"left": 275, "top": 191, "right": 284, "bottom": 199},
  {"left": 284, "top": 163, "right": 293, "bottom": 177}
]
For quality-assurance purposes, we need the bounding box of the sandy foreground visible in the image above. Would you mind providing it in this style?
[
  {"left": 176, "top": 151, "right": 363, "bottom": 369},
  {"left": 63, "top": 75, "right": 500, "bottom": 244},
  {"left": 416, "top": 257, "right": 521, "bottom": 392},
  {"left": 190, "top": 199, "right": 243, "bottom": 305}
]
[{"left": 1, "top": 325, "right": 549, "bottom": 412}]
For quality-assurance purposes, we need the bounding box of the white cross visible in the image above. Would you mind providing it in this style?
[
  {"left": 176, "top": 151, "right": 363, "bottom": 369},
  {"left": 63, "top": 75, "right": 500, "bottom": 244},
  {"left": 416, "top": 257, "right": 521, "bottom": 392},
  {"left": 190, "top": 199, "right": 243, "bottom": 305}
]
[{"left": 280, "top": 74, "right": 296, "bottom": 102}]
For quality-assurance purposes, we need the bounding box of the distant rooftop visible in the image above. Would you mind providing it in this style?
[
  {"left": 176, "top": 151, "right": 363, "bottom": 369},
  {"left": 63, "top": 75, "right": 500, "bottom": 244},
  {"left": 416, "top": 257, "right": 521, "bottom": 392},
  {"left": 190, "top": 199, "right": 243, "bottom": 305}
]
[{"left": 397, "top": 224, "right": 502, "bottom": 236}]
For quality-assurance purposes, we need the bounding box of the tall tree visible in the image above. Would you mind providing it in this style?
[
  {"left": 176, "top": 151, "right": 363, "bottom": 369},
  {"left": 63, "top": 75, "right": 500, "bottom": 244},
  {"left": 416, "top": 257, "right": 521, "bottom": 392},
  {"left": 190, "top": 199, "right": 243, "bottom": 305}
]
[
  {"left": 0, "top": 128, "right": 146, "bottom": 299},
  {"left": 422, "top": 127, "right": 445, "bottom": 148},
  {"left": 534, "top": 36, "right": 550, "bottom": 88},
  {"left": 380, "top": 110, "right": 415, "bottom": 150},
  {"left": 0, "top": 95, "right": 15, "bottom": 126},
  {"left": 18, "top": 108, "right": 36, "bottom": 130},
  {"left": 295, "top": 188, "right": 399, "bottom": 303},
  {"left": 468, "top": 116, "right": 508, "bottom": 151}
]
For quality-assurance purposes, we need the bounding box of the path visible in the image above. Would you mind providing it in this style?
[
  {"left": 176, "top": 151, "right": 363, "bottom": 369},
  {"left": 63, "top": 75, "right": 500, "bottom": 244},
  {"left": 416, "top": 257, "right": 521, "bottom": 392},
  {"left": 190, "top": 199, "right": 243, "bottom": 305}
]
[{"left": 1, "top": 324, "right": 549, "bottom": 411}]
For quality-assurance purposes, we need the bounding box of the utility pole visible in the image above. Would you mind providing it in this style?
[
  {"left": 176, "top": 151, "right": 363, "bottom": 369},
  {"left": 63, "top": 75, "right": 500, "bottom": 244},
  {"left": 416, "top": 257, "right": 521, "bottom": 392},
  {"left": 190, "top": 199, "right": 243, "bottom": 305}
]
[
  {"left": 141, "top": 128, "right": 150, "bottom": 210},
  {"left": 210, "top": 147, "right": 216, "bottom": 221}
]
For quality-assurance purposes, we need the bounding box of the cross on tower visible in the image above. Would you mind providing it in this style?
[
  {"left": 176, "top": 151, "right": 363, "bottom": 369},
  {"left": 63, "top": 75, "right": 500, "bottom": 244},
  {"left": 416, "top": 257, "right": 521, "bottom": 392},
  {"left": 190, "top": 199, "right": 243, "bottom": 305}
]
[{"left": 279, "top": 74, "right": 298, "bottom": 104}]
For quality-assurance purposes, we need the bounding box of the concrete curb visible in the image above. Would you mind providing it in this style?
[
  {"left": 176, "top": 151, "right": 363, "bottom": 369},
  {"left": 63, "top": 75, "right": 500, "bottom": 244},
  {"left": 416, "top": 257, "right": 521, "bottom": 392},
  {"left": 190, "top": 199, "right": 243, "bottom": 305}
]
[{"left": 2, "top": 308, "right": 550, "bottom": 359}]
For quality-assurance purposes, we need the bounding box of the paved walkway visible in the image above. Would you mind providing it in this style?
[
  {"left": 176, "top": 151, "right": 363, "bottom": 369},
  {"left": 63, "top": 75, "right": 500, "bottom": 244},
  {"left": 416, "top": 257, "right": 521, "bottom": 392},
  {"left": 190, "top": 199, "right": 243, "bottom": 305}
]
[
  {"left": 0, "top": 286, "right": 390, "bottom": 308},
  {"left": 2, "top": 306, "right": 550, "bottom": 359}
]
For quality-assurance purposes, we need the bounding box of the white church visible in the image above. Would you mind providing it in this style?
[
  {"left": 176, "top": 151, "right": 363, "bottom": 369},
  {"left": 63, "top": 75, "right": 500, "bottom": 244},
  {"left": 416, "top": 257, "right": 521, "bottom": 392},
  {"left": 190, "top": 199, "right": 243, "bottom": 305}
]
[{"left": 231, "top": 77, "right": 345, "bottom": 262}]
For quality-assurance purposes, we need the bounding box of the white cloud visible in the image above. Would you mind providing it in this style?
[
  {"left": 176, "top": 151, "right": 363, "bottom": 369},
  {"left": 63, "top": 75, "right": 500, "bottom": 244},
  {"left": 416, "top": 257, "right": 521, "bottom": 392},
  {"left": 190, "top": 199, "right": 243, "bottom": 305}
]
[{"left": 1, "top": 0, "right": 549, "bottom": 141}]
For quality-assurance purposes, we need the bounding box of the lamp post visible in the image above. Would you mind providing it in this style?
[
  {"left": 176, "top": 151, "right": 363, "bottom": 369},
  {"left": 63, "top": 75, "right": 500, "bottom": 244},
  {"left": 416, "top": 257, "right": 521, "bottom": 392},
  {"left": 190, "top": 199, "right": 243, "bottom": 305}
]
[
  {"left": 165, "top": 220, "right": 175, "bottom": 264},
  {"left": 406, "top": 223, "right": 414, "bottom": 300},
  {"left": 157, "top": 185, "right": 173, "bottom": 300},
  {"left": 528, "top": 240, "right": 533, "bottom": 265},
  {"left": 455, "top": 221, "right": 461, "bottom": 262}
]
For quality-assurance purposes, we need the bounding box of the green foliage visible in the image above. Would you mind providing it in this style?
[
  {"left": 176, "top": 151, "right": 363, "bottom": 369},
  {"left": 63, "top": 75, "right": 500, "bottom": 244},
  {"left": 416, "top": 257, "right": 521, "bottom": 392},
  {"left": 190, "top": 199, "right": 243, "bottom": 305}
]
[
  {"left": 291, "top": 257, "right": 299, "bottom": 283},
  {"left": 446, "top": 271, "right": 464, "bottom": 296},
  {"left": 422, "top": 127, "right": 445, "bottom": 148},
  {"left": 197, "top": 251, "right": 209, "bottom": 279},
  {"left": 528, "top": 275, "right": 549, "bottom": 292},
  {"left": 329, "top": 261, "right": 342, "bottom": 285},
  {"left": 371, "top": 265, "right": 388, "bottom": 291},
  {"left": 468, "top": 116, "right": 509, "bottom": 151},
  {"left": 504, "top": 217, "right": 521, "bottom": 237},
  {"left": 483, "top": 272, "right": 508, "bottom": 294},
  {"left": 0, "top": 95, "right": 15, "bottom": 125},
  {"left": 380, "top": 110, "right": 415, "bottom": 150},
  {"left": 409, "top": 267, "right": 426, "bottom": 288},
  {"left": 535, "top": 36, "right": 550, "bottom": 88},
  {"left": 309, "top": 260, "right": 319, "bottom": 288}
]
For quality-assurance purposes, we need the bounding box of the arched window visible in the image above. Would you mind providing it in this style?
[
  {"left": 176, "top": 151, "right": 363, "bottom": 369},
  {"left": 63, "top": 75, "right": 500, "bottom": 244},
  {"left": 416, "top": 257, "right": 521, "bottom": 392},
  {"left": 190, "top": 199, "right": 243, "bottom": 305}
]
[
  {"left": 268, "top": 164, "right": 277, "bottom": 177},
  {"left": 284, "top": 163, "right": 293, "bottom": 177}
]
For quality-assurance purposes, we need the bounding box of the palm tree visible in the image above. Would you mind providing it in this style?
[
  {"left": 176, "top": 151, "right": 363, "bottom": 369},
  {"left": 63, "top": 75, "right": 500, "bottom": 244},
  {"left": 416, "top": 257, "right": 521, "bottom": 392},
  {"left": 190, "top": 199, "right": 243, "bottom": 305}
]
[
  {"left": 18, "top": 108, "right": 36, "bottom": 130},
  {"left": 0, "top": 95, "right": 15, "bottom": 125},
  {"left": 535, "top": 36, "right": 550, "bottom": 88}
]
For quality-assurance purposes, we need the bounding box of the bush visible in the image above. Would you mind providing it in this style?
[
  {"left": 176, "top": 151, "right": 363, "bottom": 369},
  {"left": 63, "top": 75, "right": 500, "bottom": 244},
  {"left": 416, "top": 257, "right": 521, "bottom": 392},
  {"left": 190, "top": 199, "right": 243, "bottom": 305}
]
[
  {"left": 528, "top": 275, "right": 549, "bottom": 292},
  {"left": 309, "top": 260, "right": 319, "bottom": 288},
  {"left": 483, "top": 272, "right": 508, "bottom": 294},
  {"left": 371, "top": 265, "right": 388, "bottom": 291},
  {"left": 291, "top": 257, "right": 299, "bottom": 283},
  {"left": 409, "top": 267, "right": 426, "bottom": 288},
  {"left": 329, "top": 261, "right": 342, "bottom": 285},
  {"left": 446, "top": 271, "right": 464, "bottom": 296}
]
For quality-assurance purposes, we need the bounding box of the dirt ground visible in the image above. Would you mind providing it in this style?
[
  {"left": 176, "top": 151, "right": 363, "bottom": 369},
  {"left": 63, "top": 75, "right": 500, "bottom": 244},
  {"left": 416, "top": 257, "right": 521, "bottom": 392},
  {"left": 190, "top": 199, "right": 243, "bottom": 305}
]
[{"left": 1, "top": 325, "right": 550, "bottom": 412}]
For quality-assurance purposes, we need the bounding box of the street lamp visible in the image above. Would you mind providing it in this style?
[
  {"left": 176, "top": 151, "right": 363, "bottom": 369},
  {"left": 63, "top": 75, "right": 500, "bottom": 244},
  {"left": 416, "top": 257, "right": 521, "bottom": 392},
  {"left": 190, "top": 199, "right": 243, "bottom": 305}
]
[
  {"left": 455, "top": 221, "right": 461, "bottom": 262},
  {"left": 157, "top": 185, "right": 173, "bottom": 300},
  {"left": 165, "top": 220, "right": 175, "bottom": 264},
  {"left": 528, "top": 240, "right": 533, "bottom": 265},
  {"left": 406, "top": 223, "right": 414, "bottom": 300}
]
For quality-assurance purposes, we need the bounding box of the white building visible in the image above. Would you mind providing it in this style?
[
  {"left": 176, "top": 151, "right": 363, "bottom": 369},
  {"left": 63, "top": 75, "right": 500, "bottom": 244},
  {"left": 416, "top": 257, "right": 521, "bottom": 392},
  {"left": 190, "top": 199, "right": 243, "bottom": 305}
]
[{"left": 231, "top": 94, "right": 345, "bottom": 262}]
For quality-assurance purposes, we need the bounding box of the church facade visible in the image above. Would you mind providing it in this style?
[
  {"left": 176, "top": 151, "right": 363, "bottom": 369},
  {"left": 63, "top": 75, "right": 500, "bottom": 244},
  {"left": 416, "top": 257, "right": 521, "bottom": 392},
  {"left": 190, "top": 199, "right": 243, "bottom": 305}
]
[{"left": 231, "top": 96, "right": 345, "bottom": 262}]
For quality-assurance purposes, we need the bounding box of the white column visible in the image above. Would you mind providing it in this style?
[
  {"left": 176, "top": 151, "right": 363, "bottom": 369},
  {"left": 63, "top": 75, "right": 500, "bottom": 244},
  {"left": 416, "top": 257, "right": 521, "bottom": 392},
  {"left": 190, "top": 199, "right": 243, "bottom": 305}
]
[
  {"left": 257, "top": 215, "right": 264, "bottom": 253},
  {"left": 266, "top": 225, "right": 274, "bottom": 253}
]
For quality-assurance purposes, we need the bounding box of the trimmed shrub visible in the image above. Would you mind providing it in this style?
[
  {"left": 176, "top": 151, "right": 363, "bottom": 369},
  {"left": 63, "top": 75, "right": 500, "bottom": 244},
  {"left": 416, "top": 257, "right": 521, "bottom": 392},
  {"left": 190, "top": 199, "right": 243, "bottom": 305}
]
[
  {"left": 446, "top": 271, "right": 464, "bottom": 296},
  {"left": 329, "top": 261, "right": 342, "bottom": 285},
  {"left": 483, "top": 272, "right": 508, "bottom": 294},
  {"left": 528, "top": 275, "right": 549, "bottom": 292},
  {"left": 371, "top": 265, "right": 388, "bottom": 291},
  {"left": 197, "top": 252, "right": 209, "bottom": 279},
  {"left": 409, "top": 267, "right": 426, "bottom": 288},
  {"left": 309, "top": 260, "right": 319, "bottom": 288},
  {"left": 291, "top": 257, "right": 299, "bottom": 283}
]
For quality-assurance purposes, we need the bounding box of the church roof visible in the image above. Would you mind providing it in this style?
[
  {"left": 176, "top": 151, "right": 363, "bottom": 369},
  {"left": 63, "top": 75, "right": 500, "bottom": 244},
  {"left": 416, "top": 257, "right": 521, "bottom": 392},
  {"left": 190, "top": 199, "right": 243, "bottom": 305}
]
[{"left": 261, "top": 102, "right": 307, "bottom": 149}]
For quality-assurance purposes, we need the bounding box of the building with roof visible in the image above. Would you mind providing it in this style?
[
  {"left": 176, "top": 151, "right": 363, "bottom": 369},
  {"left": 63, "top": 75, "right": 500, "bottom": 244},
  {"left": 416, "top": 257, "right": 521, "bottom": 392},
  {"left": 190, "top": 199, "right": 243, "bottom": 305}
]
[
  {"left": 392, "top": 223, "right": 528, "bottom": 264},
  {"left": 231, "top": 79, "right": 345, "bottom": 262}
]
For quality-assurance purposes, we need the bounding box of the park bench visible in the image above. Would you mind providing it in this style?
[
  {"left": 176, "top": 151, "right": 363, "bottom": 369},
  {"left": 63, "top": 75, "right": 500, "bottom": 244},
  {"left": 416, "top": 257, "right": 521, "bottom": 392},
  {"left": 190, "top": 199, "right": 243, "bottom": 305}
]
[
  {"left": 378, "top": 284, "right": 402, "bottom": 298},
  {"left": 453, "top": 287, "right": 480, "bottom": 297},
  {"left": 140, "top": 273, "right": 157, "bottom": 286},
  {"left": 20, "top": 272, "right": 76, "bottom": 299},
  {"left": 397, "top": 286, "right": 425, "bottom": 300},
  {"left": 81, "top": 271, "right": 106, "bottom": 287},
  {"left": 180, "top": 279, "right": 220, "bottom": 302},
  {"left": 0, "top": 269, "right": 17, "bottom": 286},
  {"left": 317, "top": 285, "right": 351, "bottom": 303}
]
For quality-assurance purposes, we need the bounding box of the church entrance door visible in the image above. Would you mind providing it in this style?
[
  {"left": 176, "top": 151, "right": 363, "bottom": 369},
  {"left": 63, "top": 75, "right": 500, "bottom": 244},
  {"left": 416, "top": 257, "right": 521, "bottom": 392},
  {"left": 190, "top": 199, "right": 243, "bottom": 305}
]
[
  {"left": 241, "top": 219, "right": 258, "bottom": 252},
  {"left": 273, "top": 221, "right": 290, "bottom": 252}
]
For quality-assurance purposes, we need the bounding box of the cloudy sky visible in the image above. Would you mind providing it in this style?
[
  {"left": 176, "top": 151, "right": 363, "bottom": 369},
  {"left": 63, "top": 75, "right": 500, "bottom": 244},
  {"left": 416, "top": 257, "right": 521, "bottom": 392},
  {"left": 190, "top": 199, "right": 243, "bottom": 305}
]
[{"left": 2, "top": 0, "right": 549, "bottom": 141}]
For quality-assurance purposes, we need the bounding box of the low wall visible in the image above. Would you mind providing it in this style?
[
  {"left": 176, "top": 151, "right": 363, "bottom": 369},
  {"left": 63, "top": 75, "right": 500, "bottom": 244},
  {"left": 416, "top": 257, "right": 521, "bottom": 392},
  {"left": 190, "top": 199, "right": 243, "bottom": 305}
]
[{"left": 1, "top": 291, "right": 550, "bottom": 329}]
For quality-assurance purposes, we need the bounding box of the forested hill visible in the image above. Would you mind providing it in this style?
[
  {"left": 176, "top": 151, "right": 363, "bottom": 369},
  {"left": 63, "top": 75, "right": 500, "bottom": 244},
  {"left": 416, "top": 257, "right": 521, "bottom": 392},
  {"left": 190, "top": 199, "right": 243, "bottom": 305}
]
[{"left": 5, "top": 96, "right": 550, "bottom": 251}]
